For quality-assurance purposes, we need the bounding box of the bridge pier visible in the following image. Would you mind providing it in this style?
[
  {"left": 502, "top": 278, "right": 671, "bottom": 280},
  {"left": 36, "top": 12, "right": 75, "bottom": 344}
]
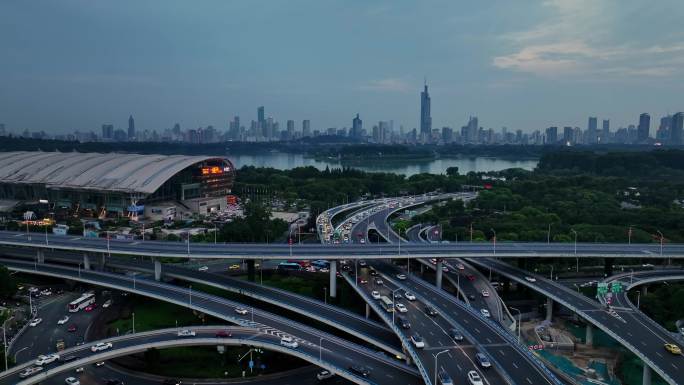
[
  {"left": 641, "top": 285, "right": 648, "bottom": 296},
  {"left": 154, "top": 260, "right": 162, "bottom": 281},
  {"left": 365, "top": 303, "right": 371, "bottom": 319},
  {"left": 642, "top": 364, "right": 652, "bottom": 385},
  {"left": 99, "top": 253, "right": 106, "bottom": 270},
  {"left": 585, "top": 324, "right": 593, "bottom": 346},
  {"left": 435, "top": 259, "right": 443, "bottom": 289},
  {"left": 545, "top": 297, "right": 554, "bottom": 322},
  {"left": 83, "top": 253, "right": 91, "bottom": 270},
  {"left": 246, "top": 259, "right": 255, "bottom": 282},
  {"left": 420, "top": 262, "right": 424, "bottom": 274},
  {"left": 36, "top": 250, "right": 44, "bottom": 263},
  {"left": 329, "top": 260, "right": 337, "bottom": 298}
]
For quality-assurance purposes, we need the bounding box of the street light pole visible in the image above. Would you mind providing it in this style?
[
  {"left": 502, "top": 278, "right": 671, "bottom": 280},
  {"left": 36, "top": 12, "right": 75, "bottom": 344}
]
[
  {"left": 571, "top": 229, "right": 578, "bottom": 272},
  {"left": 636, "top": 291, "right": 641, "bottom": 309},
  {"left": 392, "top": 288, "right": 401, "bottom": 324},
  {"left": 656, "top": 230, "right": 664, "bottom": 257},
  {"left": 323, "top": 287, "right": 327, "bottom": 305},
  {"left": 189, "top": 285, "right": 192, "bottom": 306},
  {"left": 490, "top": 228, "right": 496, "bottom": 255},
  {"left": 547, "top": 223, "right": 552, "bottom": 244},
  {"left": 550, "top": 265, "right": 554, "bottom": 280},
  {"left": 433, "top": 349, "right": 449, "bottom": 385},
  {"left": 319, "top": 336, "right": 324, "bottom": 362}
]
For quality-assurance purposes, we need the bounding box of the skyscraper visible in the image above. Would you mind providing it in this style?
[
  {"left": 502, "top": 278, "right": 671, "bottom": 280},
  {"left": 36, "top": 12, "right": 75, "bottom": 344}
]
[
  {"left": 351, "top": 113, "right": 363, "bottom": 138},
  {"left": 671, "top": 112, "right": 683, "bottom": 145},
  {"left": 257, "top": 106, "right": 265, "bottom": 126},
  {"left": 101, "top": 124, "right": 114, "bottom": 140},
  {"left": 587, "top": 117, "right": 597, "bottom": 144},
  {"left": 545, "top": 127, "right": 558, "bottom": 144},
  {"left": 127, "top": 115, "right": 135, "bottom": 140},
  {"left": 302, "top": 120, "right": 311, "bottom": 137},
  {"left": 420, "top": 83, "right": 431, "bottom": 137},
  {"left": 637, "top": 113, "right": 650, "bottom": 142},
  {"left": 466, "top": 116, "right": 478, "bottom": 143}
]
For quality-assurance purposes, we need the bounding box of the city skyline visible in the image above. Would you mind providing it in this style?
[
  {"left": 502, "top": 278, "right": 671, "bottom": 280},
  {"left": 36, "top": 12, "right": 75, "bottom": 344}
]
[{"left": 2, "top": 1, "right": 684, "bottom": 135}]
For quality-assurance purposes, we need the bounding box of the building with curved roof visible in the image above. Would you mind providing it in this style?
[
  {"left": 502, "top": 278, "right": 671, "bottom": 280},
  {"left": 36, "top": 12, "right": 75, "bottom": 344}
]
[{"left": 0, "top": 151, "right": 235, "bottom": 218}]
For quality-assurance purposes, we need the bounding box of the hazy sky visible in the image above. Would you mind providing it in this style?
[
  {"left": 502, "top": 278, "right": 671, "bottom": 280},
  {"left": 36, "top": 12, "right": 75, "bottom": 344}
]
[{"left": 2, "top": 0, "right": 684, "bottom": 135}]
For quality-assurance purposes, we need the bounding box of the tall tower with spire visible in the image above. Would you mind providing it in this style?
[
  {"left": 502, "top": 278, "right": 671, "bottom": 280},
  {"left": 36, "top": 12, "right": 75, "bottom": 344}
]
[
  {"left": 127, "top": 115, "right": 136, "bottom": 140},
  {"left": 420, "top": 81, "right": 432, "bottom": 138}
]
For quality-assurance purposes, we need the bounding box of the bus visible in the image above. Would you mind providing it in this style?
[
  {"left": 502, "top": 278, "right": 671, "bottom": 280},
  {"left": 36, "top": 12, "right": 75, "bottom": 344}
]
[
  {"left": 379, "top": 296, "right": 394, "bottom": 313},
  {"left": 277, "top": 262, "right": 302, "bottom": 271},
  {"left": 68, "top": 293, "right": 95, "bottom": 313}
]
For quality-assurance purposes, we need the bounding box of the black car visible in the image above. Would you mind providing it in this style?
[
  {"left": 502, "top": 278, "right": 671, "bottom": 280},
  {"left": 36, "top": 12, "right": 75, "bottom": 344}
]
[
  {"left": 424, "top": 306, "right": 438, "bottom": 316},
  {"left": 105, "top": 380, "right": 124, "bottom": 385},
  {"left": 61, "top": 355, "right": 79, "bottom": 362},
  {"left": 449, "top": 328, "right": 464, "bottom": 341},
  {"left": 350, "top": 365, "right": 371, "bottom": 377},
  {"left": 397, "top": 316, "right": 411, "bottom": 329},
  {"left": 468, "top": 293, "right": 476, "bottom": 301}
]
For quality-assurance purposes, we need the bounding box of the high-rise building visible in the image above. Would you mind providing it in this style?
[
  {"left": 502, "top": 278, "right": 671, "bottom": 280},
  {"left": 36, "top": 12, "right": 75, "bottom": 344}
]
[
  {"left": 101, "top": 124, "right": 114, "bottom": 140},
  {"left": 671, "top": 112, "right": 684, "bottom": 145},
  {"left": 351, "top": 113, "right": 363, "bottom": 138},
  {"left": 420, "top": 83, "right": 432, "bottom": 137},
  {"left": 0, "top": 123, "right": 5, "bottom": 136},
  {"left": 637, "top": 113, "right": 651, "bottom": 142},
  {"left": 563, "top": 127, "right": 573, "bottom": 144},
  {"left": 545, "top": 127, "right": 558, "bottom": 144},
  {"left": 257, "top": 106, "right": 265, "bottom": 125},
  {"left": 466, "top": 116, "right": 478, "bottom": 143},
  {"left": 128, "top": 115, "right": 136, "bottom": 140},
  {"left": 286, "top": 120, "right": 295, "bottom": 139},
  {"left": 587, "top": 117, "right": 597, "bottom": 144},
  {"left": 302, "top": 120, "right": 311, "bottom": 137}
]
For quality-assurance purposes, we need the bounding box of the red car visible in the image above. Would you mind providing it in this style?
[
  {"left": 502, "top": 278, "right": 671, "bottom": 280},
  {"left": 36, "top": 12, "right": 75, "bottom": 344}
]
[
  {"left": 215, "top": 330, "right": 232, "bottom": 338},
  {"left": 84, "top": 304, "right": 97, "bottom": 312},
  {"left": 67, "top": 324, "right": 77, "bottom": 332},
  {"left": 467, "top": 275, "right": 476, "bottom": 281}
]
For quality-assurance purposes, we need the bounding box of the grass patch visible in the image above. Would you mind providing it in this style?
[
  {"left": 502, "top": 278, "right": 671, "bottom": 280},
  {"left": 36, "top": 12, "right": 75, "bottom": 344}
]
[{"left": 108, "top": 297, "right": 210, "bottom": 334}]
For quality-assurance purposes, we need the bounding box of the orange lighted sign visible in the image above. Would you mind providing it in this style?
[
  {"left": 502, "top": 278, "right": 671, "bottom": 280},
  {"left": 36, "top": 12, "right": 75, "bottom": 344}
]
[{"left": 201, "top": 166, "right": 223, "bottom": 175}]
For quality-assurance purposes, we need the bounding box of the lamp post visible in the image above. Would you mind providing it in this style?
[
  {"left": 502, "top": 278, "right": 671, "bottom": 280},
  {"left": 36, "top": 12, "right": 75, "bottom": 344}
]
[
  {"left": 490, "top": 228, "right": 496, "bottom": 255},
  {"left": 186, "top": 231, "right": 190, "bottom": 258},
  {"left": 628, "top": 225, "right": 633, "bottom": 245},
  {"left": 189, "top": 285, "right": 192, "bottom": 306},
  {"left": 132, "top": 312, "right": 135, "bottom": 334},
  {"left": 550, "top": 265, "right": 554, "bottom": 280},
  {"left": 636, "top": 290, "right": 641, "bottom": 309},
  {"left": 78, "top": 263, "right": 82, "bottom": 278},
  {"left": 433, "top": 349, "right": 449, "bottom": 385},
  {"left": 391, "top": 288, "right": 401, "bottom": 324},
  {"left": 547, "top": 223, "right": 552, "bottom": 244},
  {"left": 510, "top": 307, "right": 522, "bottom": 343},
  {"left": 630, "top": 269, "right": 634, "bottom": 284},
  {"left": 106, "top": 231, "right": 111, "bottom": 258},
  {"left": 656, "top": 230, "right": 664, "bottom": 257},
  {"left": 2, "top": 316, "right": 14, "bottom": 371},
  {"left": 323, "top": 287, "right": 327, "bottom": 305},
  {"left": 319, "top": 336, "right": 324, "bottom": 362},
  {"left": 214, "top": 223, "right": 217, "bottom": 244},
  {"left": 571, "top": 229, "right": 578, "bottom": 272}
]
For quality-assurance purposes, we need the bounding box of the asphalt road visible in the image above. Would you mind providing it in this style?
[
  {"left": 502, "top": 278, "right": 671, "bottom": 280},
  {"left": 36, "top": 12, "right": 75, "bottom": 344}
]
[
  {"left": 469, "top": 258, "right": 684, "bottom": 385},
  {"left": 2, "top": 231, "right": 683, "bottom": 259},
  {"left": 0, "top": 258, "right": 421, "bottom": 385}
]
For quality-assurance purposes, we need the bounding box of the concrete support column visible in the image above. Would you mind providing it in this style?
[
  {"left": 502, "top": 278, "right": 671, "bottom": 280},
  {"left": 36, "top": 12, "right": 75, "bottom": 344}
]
[
  {"left": 36, "top": 250, "right": 45, "bottom": 263},
  {"left": 329, "top": 260, "right": 337, "bottom": 298},
  {"left": 641, "top": 285, "right": 648, "bottom": 296},
  {"left": 585, "top": 324, "right": 593, "bottom": 346},
  {"left": 545, "top": 297, "right": 554, "bottom": 322},
  {"left": 154, "top": 260, "right": 162, "bottom": 281},
  {"left": 99, "top": 253, "right": 106, "bottom": 270},
  {"left": 246, "top": 259, "right": 255, "bottom": 282},
  {"left": 642, "top": 364, "right": 652, "bottom": 385},
  {"left": 402, "top": 346, "right": 411, "bottom": 365},
  {"left": 365, "top": 303, "right": 371, "bottom": 319},
  {"left": 420, "top": 262, "right": 424, "bottom": 274},
  {"left": 83, "top": 254, "right": 91, "bottom": 270},
  {"left": 436, "top": 259, "right": 443, "bottom": 289}
]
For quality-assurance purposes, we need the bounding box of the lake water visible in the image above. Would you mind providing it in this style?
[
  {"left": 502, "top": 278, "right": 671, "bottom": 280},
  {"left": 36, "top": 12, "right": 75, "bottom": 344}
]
[{"left": 228, "top": 152, "right": 538, "bottom": 176}]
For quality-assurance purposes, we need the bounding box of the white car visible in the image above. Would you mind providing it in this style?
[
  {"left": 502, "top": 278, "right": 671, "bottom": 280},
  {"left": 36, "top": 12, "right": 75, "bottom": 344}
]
[
  {"left": 102, "top": 299, "right": 112, "bottom": 308},
  {"left": 480, "top": 309, "right": 491, "bottom": 318},
  {"left": 481, "top": 290, "right": 490, "bottom": 298},
  {"left": 35, "top": 353, "right": 60, "bottom": 366},
  {"left": 29, "top": 318, "right": 43, "bottom": 327},
  {"left": 467, "top": 370, "right": 484, "bottom": 385},
  {"left": 410, "top": 333, "right": 425, "bottom": 348},
  {"left": 235, "top": 307, "right": 248, "bottom": 315},
  {"left": 371, "top": 290, "right": 381, "bottom": 299},
  {"left": 41, "top": 289, "right": 52, "bottom": 296},
  {"left": 65, "top": 377, "right": 81, "bottom": 385},
  {"left": 456, "top": 264, "right": 465, "bottom": 270},
  {"left": 198, "top": 266, "right": 209, "bottom": 271},
  {"left": 404, "top": 292, "right": 416, "bottom": 301},
  {"left": 177, "top": 329, "right": 196, "bottom": 337},
  {"left": 280, "top": 337, "right": 299, "bottom": 349},
  {"left": 316, "top": 370, "right": 334, "bottom": 380},
  {"left": 525, "top": 276, "right": 537, "bottom": 282},
  {"left": 395, "top": 303, "right": 408, "bottom": 313},
  {"left": 396, "top": 273, "right": 407, "bottom": 280},
  {"left": 57, "top": 316, "right": 70, "bottom": 325},
  {"left": 19, "top": 366, "right": 43, "bottom": 378},
  {"left": 95, "top": 361, "right": 105, "bottom": 367},
  {"left": 90, "top": 342, "right": 113, "bottom": 352}
]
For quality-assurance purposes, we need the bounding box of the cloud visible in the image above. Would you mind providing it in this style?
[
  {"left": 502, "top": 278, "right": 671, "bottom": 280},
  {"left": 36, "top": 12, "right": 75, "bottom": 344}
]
[
  {"left": 358, "top": 78, "right": 411, "bottom": 92},
  {"left": 492, "top": 1, "right": 684, "bottom": 79}
]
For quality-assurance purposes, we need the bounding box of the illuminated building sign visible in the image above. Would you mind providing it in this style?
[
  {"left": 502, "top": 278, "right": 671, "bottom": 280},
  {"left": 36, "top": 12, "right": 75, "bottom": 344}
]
[{"left": 201, "top": 166, "right": 223, "bottom": 175}]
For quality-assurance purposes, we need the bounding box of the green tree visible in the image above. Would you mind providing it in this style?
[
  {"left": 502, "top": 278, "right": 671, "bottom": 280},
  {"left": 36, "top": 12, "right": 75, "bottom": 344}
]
[{"left": 0, "top": 265, "right": 15, "bottom": 298}]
